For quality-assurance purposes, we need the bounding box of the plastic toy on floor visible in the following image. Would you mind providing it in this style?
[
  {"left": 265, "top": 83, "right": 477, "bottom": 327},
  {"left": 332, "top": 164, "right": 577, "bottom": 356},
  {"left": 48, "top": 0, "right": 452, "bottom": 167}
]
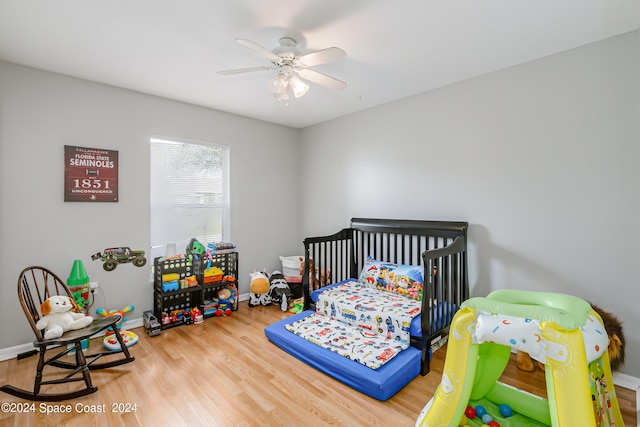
[
  {"left": 143, "top": 310, "right": 162, "bottom": 336},
  {"left": 190, "top": 307, "right": 204, "bottom": 324},
  {"left": 268, "top": 270, "right": 292, "bottom": 311},
  {"left": 288, "top": 297, "right": 304, "bottom": 314},
  {"left": 248, "top": 270, "right": 272, "bottom": 307},
  {"left": 96, "top": 306, "right": 139, "bottom": 351},
  {"left": 415, "top": 290, "right": 623, "bottom": 427}
]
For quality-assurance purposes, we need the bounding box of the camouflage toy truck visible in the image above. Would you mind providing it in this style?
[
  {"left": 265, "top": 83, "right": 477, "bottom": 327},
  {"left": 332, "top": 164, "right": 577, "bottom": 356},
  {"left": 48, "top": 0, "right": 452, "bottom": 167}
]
[{"left": 91, "top": 247, "right": 147, "bottom": 271}]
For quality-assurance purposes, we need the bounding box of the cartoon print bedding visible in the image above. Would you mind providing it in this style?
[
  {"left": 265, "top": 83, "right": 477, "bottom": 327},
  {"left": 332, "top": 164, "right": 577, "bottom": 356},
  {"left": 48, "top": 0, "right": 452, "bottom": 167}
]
[{"left": 285, "top": 280, "right": 421, "bottom": 369}]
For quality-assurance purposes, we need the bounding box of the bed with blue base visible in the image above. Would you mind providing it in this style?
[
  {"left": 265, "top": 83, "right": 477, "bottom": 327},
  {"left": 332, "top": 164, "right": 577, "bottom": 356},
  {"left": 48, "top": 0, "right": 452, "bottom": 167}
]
[{"left": 264, "top": 218, "right": 469, "bottom": 401}]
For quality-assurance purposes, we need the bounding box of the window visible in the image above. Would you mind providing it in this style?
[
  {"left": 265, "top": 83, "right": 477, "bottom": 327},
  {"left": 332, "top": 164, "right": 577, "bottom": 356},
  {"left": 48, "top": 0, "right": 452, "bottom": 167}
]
[{"left": 150, "top": 137, "right": 230, "bottom": 262}]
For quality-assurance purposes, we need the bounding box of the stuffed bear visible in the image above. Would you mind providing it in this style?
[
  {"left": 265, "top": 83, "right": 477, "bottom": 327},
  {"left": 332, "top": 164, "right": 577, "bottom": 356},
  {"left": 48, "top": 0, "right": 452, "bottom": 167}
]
[
  {"left": 517, "top": 303, "right": 625, "bottom": 372},
  {"left": 268, "top": 270, "right": 293, "bottom": 312},
  {"left": 35, "top": 295, "right": 93, "bottom": 340},
  {"left": 248, "top": 271, "right": 272, "bottom": 307},
  {"left": 298, "top": 256, "right": 331, "bottom": 287}
]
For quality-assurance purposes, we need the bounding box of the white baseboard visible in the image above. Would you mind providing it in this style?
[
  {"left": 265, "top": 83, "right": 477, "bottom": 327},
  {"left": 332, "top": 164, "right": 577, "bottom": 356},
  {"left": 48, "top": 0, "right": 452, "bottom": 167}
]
[
  {"left": 0, "top": 342, "right": 36, "bottom": 362},
  {"left": 0, "top": 317, "right": 143, "bottom": 362},
  {"left": 612, "top": 372, "right": 640, "bottom": 427},
  {"left": 612, "top": 372, "right": 640, "bottom": 390},
  {"left": 0, "top": 297, "right": 253, "bottom": 362}
]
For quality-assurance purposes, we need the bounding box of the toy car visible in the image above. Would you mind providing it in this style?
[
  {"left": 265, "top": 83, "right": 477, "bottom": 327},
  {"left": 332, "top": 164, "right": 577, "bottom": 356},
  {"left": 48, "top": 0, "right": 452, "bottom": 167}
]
[
  {"left": 91, "top": 247, "right": 147, "bottom": 271},
  {"left": 143, "top": 310, "right": 162, "bottom": 336},
  {"left": 161, "top": 312, "right": 171, "bottom": 326},
  {"left": 191, "top": 307, "right": 204, "bottom": 325},
  {"left": 182, "top": 309, "right": 193, "bottom": 325}
]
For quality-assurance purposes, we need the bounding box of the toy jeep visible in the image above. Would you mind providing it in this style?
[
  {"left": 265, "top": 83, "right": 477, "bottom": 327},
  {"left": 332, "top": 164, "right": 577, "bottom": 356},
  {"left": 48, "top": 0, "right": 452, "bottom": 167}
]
[{"left": 91, "top": 247, "right": 147, "bottom": 271}]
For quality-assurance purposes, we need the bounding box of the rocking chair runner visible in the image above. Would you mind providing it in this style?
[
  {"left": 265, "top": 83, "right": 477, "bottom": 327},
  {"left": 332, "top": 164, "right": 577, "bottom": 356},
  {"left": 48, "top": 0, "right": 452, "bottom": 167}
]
[{"left": 0, "top": 266, "right": 135, "bottom": 401}]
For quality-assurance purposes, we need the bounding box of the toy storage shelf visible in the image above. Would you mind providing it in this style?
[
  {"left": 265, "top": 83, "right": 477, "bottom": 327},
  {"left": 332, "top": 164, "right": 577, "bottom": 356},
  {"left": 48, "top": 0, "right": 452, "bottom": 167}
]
[
  {"left": 153, "top": 252, "right": 238, "bottom": 329},
  {"left": 153, "top": 287, "right": 201, "bottom": 329}
]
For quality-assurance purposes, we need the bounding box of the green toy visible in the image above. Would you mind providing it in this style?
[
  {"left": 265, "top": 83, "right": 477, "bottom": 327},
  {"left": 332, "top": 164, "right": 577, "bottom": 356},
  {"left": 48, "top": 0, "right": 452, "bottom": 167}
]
[
  {"left": 288, "top": 297, "right": 304, "bottom": 314},
  {"left": 67, "top": 259, "right": 90, "bottom": 309}
]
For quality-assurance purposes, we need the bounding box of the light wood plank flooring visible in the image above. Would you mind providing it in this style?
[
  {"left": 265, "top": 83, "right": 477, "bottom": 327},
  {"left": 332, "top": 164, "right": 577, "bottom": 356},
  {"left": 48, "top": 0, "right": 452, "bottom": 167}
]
[{"left": 0, "top": 301, "right": 636, "bottom": 426}]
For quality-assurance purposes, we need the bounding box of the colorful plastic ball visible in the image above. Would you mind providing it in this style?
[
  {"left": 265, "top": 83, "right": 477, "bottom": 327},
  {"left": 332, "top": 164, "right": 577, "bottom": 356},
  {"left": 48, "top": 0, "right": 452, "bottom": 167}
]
[
  {"left": 481, "top": 424, "right": 490, "bottom": 427},
  {"left": 459, "top": 414, "right": 468, "bottom": 425},
  {"left": 464, "top": 406, "right": 476, "bottom": 418},
  {"left": 499, "top": 403, "right": 513, "bottom": 417},
  {"left": 475, "top": 405, "right": 487, "bottom": 418},
  {"left": 482, "top": 413, "right": 493, "bottom": 424},
  {"left": 488, "top": 421, "right": 501, "bottom": 427}
]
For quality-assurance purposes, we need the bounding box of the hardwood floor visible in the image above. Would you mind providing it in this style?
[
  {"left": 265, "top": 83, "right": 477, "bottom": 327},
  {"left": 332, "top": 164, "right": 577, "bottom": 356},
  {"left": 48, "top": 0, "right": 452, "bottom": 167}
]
[{"left": 0, "top": 301, "right": 636, "bottom": 426}]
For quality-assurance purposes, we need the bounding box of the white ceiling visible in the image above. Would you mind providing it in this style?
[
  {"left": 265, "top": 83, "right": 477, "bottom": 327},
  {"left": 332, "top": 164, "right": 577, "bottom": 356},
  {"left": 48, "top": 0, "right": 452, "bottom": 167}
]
[{"left": 0, "top": 0, "right": 638, "bottom": 129}]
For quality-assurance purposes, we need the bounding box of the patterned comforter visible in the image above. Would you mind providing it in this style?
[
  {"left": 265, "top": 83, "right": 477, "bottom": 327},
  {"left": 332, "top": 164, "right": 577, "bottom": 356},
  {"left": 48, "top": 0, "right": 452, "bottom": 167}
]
[{"left": 285, "top": 280, "right": 421, "bottom": 369}]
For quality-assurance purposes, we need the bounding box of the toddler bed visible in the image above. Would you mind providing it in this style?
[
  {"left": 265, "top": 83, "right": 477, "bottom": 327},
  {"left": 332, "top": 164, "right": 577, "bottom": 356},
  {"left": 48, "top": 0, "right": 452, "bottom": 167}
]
[{"left": 264, "top": 218, "right": 468, "bottom": 400}]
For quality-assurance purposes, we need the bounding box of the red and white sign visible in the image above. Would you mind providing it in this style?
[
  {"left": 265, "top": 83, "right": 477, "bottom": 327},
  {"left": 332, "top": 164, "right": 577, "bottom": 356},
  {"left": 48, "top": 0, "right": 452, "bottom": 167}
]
[{"left": 64, "top": 145, "right": 118, "bottom": 202}]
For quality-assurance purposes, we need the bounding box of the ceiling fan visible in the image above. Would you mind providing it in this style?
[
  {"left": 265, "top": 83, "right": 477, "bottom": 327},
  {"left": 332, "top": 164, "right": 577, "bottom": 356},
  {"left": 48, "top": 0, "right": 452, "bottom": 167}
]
[{"left": 218, "top": 37, "right": 347, "bottom": 103}]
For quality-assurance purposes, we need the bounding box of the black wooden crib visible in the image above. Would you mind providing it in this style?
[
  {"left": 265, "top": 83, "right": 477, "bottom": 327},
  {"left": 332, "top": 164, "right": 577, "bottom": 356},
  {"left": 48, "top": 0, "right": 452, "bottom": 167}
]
[{"left": 265, "top": 218, "right": 469, "bottom": 400}]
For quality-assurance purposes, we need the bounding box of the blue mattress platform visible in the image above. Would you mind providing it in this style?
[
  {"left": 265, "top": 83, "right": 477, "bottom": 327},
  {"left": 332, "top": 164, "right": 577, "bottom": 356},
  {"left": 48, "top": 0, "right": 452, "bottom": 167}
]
[{"left": 264, "top": 310, "right": 422, "bottom": 401}]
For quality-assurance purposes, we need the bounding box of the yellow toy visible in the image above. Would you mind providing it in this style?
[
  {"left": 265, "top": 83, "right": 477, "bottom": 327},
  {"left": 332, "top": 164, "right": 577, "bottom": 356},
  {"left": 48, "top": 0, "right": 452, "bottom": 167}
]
[
  {"left": 415, "top": 290, "right": 623, "bottom": 427},
  {"left": 204, "top": 266, "right": 223, "bottom": 283},
  {"left": 96, "top": 306, "right": 138, "bottom": 350}
]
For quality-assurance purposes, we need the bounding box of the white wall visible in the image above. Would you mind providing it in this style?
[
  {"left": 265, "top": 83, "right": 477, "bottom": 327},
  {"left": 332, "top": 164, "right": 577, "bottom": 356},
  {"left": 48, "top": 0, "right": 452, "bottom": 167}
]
[
  {"left": 1, "top": 31, "right": 638, "bottom": 377},
  {"left": 299, "top": 31, "right": 640, "bottom": 376},
  {"left": 0, "top": 61, "right": 300, "bottom": 349}
]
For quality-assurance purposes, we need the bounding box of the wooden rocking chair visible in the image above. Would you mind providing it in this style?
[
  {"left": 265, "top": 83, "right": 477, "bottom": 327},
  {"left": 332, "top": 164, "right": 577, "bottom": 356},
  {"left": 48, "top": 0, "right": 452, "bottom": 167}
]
[{"left": 0, "top": 266, "right": 135, "bottom": 401}]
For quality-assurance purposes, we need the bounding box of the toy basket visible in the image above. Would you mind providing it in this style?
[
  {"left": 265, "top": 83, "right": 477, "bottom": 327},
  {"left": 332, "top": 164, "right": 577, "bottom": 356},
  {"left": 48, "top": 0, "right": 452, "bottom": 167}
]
[
  {"left": 153, "top": 256, "right": 201, "bottom": 292},
  {"left": 279, "top": 255, "right": 303, "bottom": 280}
]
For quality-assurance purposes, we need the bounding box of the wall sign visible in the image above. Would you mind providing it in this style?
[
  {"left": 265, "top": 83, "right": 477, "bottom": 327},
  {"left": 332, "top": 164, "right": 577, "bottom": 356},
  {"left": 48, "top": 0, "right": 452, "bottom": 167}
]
[{"left": 64, "top": 145, "right": 119, "bottom": 202}]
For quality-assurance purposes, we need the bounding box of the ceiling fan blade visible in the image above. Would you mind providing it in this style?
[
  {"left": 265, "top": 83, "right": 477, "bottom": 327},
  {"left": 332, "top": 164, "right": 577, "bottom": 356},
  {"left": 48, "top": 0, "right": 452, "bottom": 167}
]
[
  {"left": 235, "top": 38, "right": 280, "bottom": 61},
  {"left": 298, "top": 47, "right": 346, "bottom": 67},
  {"left": 217, "top": 66, "right": 273, "bottom": 75},
  {"left": 297, "top": 69, "right": 346, "bottom": 91}
]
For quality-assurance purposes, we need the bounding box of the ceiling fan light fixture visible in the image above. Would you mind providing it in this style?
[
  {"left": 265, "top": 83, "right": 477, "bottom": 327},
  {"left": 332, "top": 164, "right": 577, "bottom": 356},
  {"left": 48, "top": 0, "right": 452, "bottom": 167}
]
[
  {"left": 290, "top": 75, "right": 309, "bottom": 98},
  {"left": 268, "top": 72, "right": 288, "bottom": 95},
  {"left": 220, "top": 37, "right": 347, "bottom": 104},
  {"left": 268, "top": 71, "right": 309, "bottom": 103}
]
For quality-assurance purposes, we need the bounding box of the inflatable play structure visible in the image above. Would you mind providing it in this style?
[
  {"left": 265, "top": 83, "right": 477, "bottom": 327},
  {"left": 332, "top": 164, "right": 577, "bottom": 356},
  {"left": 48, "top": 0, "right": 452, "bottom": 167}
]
[{"left": 416, "top": 290, "right": 623, "bottom": 427}]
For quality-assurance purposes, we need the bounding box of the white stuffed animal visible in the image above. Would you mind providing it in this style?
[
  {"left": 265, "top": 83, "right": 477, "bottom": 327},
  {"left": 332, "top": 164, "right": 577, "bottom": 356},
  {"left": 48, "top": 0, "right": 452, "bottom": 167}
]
[
  {"left": 248, "top": 270, "right": 272, "bottom": 307},
  {"left": 35, "top": 295, "right": 93, "bottom": 340}
]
